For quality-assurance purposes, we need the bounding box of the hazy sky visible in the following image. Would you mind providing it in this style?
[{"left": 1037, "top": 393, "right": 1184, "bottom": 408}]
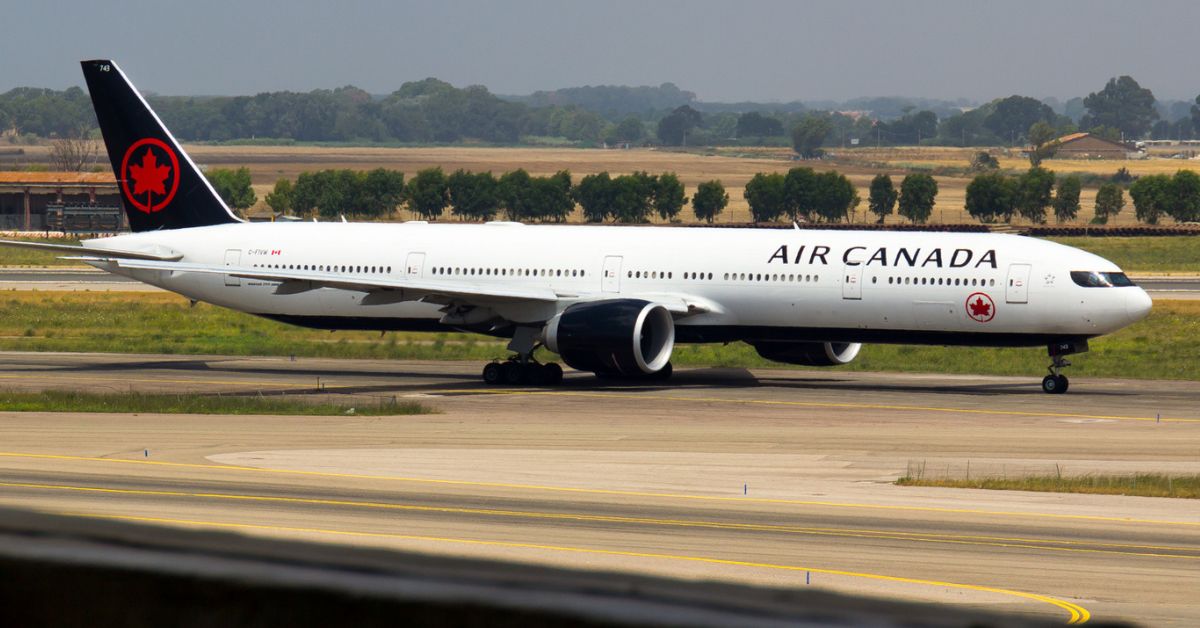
[{"left": 2, "top": 1, "right": 1196, "bottom": 103}]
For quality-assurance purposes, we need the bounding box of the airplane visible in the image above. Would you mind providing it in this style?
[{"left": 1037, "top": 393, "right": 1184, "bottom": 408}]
[{"left": 0, "top": 60, "right": 1153, "bottom": 394}]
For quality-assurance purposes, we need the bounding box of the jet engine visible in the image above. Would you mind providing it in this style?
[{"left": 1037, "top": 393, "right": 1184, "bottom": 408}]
[
  {"left": 751, "top": 341, "right": 862, "bottom": 366},
  {"left": 544, "top": 299, "right": 674, "bottom": 376}
]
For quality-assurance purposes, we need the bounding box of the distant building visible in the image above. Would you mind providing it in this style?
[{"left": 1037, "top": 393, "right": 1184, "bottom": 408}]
[
  {"left": 1047, "top": 132, "right": 1135, "bottom": 160},
  {"left": 0, "top": 172, "right": 124, "bottom": 231}
]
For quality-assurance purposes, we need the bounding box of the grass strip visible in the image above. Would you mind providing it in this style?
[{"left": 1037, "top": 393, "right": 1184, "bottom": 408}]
[
  {"left": 0, "top": 389, "right": 434, "bottom": 416},
  {"left": 1043, "top": 236, "right": 1200, "bottom": 273},
  {"left": 897, "top": 472, "right": 1200, "bottom": 499},
  {"left": 5, "top": 292, "right": 1198, "bottom": 380}
]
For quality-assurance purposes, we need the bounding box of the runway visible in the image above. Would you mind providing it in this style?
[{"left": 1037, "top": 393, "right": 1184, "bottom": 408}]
[{"left": 1, "top": 352, "right": 1198, "bottom": 625}]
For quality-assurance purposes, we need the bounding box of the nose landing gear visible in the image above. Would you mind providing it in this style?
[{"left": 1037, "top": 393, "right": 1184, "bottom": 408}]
[{"left": 1042, "top": 339, "right": 1088, "bottom": 394}]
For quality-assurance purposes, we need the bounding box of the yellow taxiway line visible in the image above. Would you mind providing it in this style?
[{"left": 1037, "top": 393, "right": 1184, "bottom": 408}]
[
  {"left": 55, "top": 510, "right": 1092, "bottom": 624},
  {"left": 2, "top": 452, "right": 1197, "bottom": 528},
  {"left": 3, "top": 480, "right": 1195, "bottom": 560}
]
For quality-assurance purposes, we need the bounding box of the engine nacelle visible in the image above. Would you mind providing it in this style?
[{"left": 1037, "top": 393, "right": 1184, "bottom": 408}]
[
  {"left": 751, "top": 341, "right": 862, "bottom": 366},
  {"left": 544, "top": 299, "right": 675, "bottom": 376}
]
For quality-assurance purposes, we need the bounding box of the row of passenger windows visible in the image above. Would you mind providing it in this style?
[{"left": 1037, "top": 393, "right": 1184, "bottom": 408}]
[
  {"left": 254, "top": 263, "right": 391, "bottom": 274},
  {"left": 431, "top": 267, "right": 586, "bottom": 278},
  {"left": 724, "top": 272, "right": 821, "bottom": 283},
  {"left": 875, "top": 276, "right": 996, "bottom": 287},
  {"left": 628, "top": 270, "right": 673, "bottom": 280}
]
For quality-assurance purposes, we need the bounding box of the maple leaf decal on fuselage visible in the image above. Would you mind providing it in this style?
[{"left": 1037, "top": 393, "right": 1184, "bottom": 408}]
[
  {"left": 969, "top": 297, "right": 991, "bottom": 317},
  {"left": 129, "top": 148, "right": 171, "bottom": 197}
]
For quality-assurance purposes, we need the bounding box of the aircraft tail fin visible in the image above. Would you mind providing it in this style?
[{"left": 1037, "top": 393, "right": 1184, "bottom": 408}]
[{"left": 81, "top": 59, "right": 242, "bottom": 232}]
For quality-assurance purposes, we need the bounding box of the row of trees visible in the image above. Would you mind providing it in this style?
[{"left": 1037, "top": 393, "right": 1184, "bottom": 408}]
[
  {"left": 254, "top": 167, "right": 731, "bottom": 224},
  {"left": 5, "top": 74, "right": 1193, "bottom": 148},
  {"left": 217, "top": 164, "right": 1200, "bottom": 227}
]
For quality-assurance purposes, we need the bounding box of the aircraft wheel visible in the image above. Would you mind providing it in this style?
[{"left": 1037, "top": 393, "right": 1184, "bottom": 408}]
[
  {"left": 482, "top": 362, "right": 502, "bottom": 385},
  {"left": 542, "top": 362, "right": 563, "bottom": 385},
  {"left": 1042, "top": 374, "right": 1068, "bottom": 394},
  {"left": 502, "top": 362, "right": 524, "bottom": 385}
]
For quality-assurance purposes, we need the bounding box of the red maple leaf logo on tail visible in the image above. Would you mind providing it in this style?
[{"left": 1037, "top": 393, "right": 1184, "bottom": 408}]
[
  {"left": 129, "top": 148, "right": 171, "bottom": 197},
  {"left": 969, "top": 297, "right": 991, "bottom": 318}
]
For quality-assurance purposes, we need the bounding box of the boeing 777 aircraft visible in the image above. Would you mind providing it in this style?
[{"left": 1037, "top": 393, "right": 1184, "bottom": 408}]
[{"left": 0, "top": 60, "right": 1153, "bottom": 393}]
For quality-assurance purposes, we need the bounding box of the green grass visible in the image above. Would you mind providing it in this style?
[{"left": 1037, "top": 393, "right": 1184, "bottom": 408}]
[
  {"left": 0, "top": 237, "right": 85, "bottom": 267},
  {"left": 0, "top": 389, "right": 434, "bottom": 415},
  {"left": 1, "top": 292, "right": 1198, "bottom": 381},
  {"left": 1045, "top": 236, "right": 1200, "bottom": 273},
  {"left": 897, "top": 469, "right": 1200, "bottom": 499}
]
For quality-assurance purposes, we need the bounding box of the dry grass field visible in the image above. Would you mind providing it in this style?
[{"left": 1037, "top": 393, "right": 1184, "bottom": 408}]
[{"left": 15, "top": 143, "right": 1200, "bottom": 225}]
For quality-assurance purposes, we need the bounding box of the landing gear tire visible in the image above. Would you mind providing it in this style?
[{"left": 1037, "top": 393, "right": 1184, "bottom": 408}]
[
  {"left": 482, "top": 362, "right": 503, "bottom": 385},
  {"left": 481, "top": 359, "right": 564, "bottom": 386},
  {"left": 502, "top": 361, "right": 525, "bottom": 385},
  {"left": 1042, "top": 374, "right": 1069, "bottom": 395},
  {"left": 541, "top": 362, "right": 563, "bottom": 385}
]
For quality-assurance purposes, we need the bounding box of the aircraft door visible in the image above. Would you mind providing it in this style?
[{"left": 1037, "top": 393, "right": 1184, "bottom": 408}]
[
  {"left": 223, "top": 249, "right": 241, "bottom": 286},
  {"left": 405, "top": 252, "right": 425, "bottom": 278},
  {"left": 1006, "top": 263, "right": 1031, "bottom": 303},
  {"left": 841, "top": 263, "right": 862, "bottom": 300},
  {"left": 602, "top": 256, "right": 622, "bottom": 293}
]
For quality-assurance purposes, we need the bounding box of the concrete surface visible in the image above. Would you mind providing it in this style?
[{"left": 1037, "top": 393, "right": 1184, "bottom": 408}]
[{"left": 0, "top": 352, "right": 1197, "bottom": 626}]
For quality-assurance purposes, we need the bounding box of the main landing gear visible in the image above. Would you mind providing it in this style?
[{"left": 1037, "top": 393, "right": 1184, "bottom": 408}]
[
  {"left": 480, "top": 326, "right": 564, "bottom": 386},
  {"left": 1042, "top": 340, "right": 1088, "bottom": 395},
  {"left": 482, "top": 359, "right": 563, "bottom": 386}
]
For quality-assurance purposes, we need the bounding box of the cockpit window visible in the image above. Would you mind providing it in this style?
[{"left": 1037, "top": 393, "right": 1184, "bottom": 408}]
[{"left": 1070, "top": 271, "right": 1135, "bottom": 288}]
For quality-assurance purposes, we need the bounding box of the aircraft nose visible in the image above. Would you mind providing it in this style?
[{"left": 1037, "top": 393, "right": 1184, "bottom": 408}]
[{"left": 1126, "top": 288, "right": 1153, "bottom": 322}]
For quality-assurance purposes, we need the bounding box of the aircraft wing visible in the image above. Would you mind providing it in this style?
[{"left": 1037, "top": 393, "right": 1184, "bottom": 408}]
[{"left": 0, "top": 239, "right": 183, "bottom": 261}]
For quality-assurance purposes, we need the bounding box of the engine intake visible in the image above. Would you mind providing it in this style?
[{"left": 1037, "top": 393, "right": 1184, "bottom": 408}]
[
  {"left": 544, "top": 299, "right": 674, "bottom": 375},
  {"left": 751, "top": 341, "right": 861, "bottom": 366}
]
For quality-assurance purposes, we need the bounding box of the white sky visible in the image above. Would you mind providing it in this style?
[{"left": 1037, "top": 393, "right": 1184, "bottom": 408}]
[{"left": 2, "top": 0, "right": 1196, "bottom": 103}]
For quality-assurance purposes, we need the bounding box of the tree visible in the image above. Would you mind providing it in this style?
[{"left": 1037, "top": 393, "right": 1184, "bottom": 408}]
[
  {"left": 607, "top": 116, "right": 645, "bottom": 144},
  {"left": 897, "top": 174, "right": 938, "bottom": 223},
  {"left": 867, "top": 174, "right": 897, "bottom": 223},
  {"left": 1168, "top": 169, "right": 1200, "bottom": 223},
  {"left": 264, "top": 178, "right": 294, "bottom": 215},
  {"left": 404, "top": 167, "right": 449, "bottom": 220},
  {"left": 1015, "top": 167, "right": 1056, "bottom": 224},
  {"left": 498, "top": 169, "right": 534, "bottom": 221},
  {"left": 783, "top": 167, "right": 817, "bottom": 221},
  {"left": 359, "top": 168, "right": 405, "bottom": 218},
  {"left": 743, "top": 172, "right": 787, "bottom": 223},
  {"left": 447, "top": 169, "right": 499, "bottom": 221},
  {"left": 573, "top": 172, "right": 616, "bottom": 222},
  {"left": 791, "top": 115, "right": 831, "bottom": 158},
  {"left": 653, "top": 172, "right": 687, "bottom": 220},
  {"left": 984, "top": 95, "right": 1056, "bottom": 144},
  {"left": 610, "top": 172, "right": 656, "bottom": 223},
  {"left": 48, "top": 131, "right": 98, "bottom": 171},
  {"left": 1129, "top": 174, "right": 1172, "bottom": 224},
  {"left": 810, "top": 171, "right": 859, "bottom": 223},
  {"left": 656, "top": 105, "right": 702, "bottom": 146},
  {"left": 1081, "top": 76, "right": 1158, "bottom": 140},
  {"left": 528, "top": 170, "right": 574, "bottom": 222},
  {"left": 1027, "top": 121, "right": 1059, "bottom": 166},
  {"left": 691, "top": 180, "right": 728, "bottom": 223},
  {"left": 1052, "top": 175, "right": 1082, "bottom": 223},
  {"left": 965, "top": 172, "right": 1016, "bottom": 223},
  {"left": 968, "top": 151, "right": 999, "bottom": 171},
  {"left": 1093, "top": 183, "right": 1125, "bottom": 224},
  {"left": 736, "top": 112, "right": 784, "bottom": 138},
  {"left": 205, "top": 167, "right": 256, "bottom": 211}
]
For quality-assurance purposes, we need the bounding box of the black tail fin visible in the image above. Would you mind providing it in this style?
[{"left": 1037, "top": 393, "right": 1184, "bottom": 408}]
[{"left": 81, "top": 60, "right": 241, "bottom": 232}]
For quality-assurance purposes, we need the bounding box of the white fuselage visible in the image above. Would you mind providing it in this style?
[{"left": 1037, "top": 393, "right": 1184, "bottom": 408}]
[{"left": 85, "top": 221, "right": 1152, "bottom": 347}]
